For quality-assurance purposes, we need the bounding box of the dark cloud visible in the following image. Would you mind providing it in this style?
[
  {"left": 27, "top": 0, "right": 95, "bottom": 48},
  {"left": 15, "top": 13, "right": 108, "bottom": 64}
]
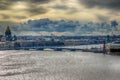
[
  {"left": 0, "top": 14, "right": 10, "bottom": 19},
  {"left": 0, "top": 4, "right": 9, "bottom": 10},
  {"left": 67, "top": 8, "right": 79, "bottom": 14},
  {"left": 0, "top": 0, "right": 52, "bottom": 10},
  {"left": 0, "top": 0, "right": 25, "bottom": 10},
  {"left": 0, "top": 0, "right": 11, "bottom": 10},
  {"left": 14, "top": 16, "right": 27, "bottom": 19},
  {"left": 0, "top": 19, "right": 119, "bottom": 36},
  {"left": 26, "top": 6, "right": 49, "bottom": 16},
  {"left": 29, "top": 0, "right": 51, "bottom": 4},
  {"left": 0, "top": 0, "right": 52, "bottom": 4},
  {"left": 79, "top": 0, "right": 120, "bottom": 10},
  {"left": 0, "top": 0, "right": 51, "bottom": 3},
  {"left": 52, "top": 5, "right": 69, "bottom": 10},
  {"left": 96, "top": 14, "right": 110, "bottom": 22},
  {"left": 52, "top": 5, "right": 79, "bottom": 14}
]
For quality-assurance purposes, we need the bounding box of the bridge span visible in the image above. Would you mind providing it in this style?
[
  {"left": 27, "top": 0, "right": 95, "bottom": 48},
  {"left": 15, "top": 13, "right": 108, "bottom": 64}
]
[
  {"left": 0, "top": 46, "right": 104, "bottom": 53},
  {"left": 17, "top": 46, "right": 83, "bottom": 51}
]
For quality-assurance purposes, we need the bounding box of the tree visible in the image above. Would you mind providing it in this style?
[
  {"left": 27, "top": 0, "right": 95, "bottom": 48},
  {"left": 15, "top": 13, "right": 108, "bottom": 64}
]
[
  {"left": 111, "top": 20, "right": 118, "bottom": 28},
  {"left": 13, "top": 35, "right": 17, "bottom": 41}
]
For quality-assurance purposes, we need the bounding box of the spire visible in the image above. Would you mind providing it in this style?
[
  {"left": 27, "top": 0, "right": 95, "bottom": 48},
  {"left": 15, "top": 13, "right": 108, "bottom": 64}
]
[
  {"left": 5, "top": 26, "right": 11, "bottom": 37},
  {"left": 5, "top": 26, "right": 12, "bottom": 41}
]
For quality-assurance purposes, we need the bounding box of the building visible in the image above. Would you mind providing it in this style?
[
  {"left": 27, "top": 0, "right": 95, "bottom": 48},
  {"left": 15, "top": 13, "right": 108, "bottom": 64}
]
[
  {"left": 0, "top": 35, "right": 3, "bottom": 41},
  {"left": 5, "top": 26, "right": 12, "bottom": 41},
  {"left": 0, "top": 26, "right": 17, "bottom": 50}
]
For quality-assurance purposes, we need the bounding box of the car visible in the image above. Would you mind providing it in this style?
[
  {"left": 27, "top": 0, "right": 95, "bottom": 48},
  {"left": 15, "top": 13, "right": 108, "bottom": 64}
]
[{"left": 108, "top": 41, "right": 120, "bottom": 54}]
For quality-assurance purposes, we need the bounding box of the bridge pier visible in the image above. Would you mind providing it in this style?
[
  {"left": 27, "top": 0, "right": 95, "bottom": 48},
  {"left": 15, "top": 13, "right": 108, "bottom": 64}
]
[
  {"left": 54, "top": 48, "right": 63, "bottom": 51},
  {"left": 70, "top": 49, "right": 76, "bottom": 51},
  {"left": 36, "top": 48, "right": 44, "bottom": 51}
]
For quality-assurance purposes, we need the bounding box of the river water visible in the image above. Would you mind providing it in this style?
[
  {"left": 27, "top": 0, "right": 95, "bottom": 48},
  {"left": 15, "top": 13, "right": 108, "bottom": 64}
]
[{"left": 0, "top": 50, "right": 120, "bottom": 80}]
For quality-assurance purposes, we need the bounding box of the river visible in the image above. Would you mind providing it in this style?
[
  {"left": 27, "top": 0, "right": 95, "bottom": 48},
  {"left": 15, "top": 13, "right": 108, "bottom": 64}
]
[{"left": 0, "top": 50, "right": 120, "bottom": 80}]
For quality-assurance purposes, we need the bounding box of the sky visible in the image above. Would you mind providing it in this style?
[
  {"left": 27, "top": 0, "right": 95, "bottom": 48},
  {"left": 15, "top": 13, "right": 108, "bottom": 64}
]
[
  {"left": 0, "top": 0, "right": 120, "bottom": 23},
  {"left": 0, "top": 0, "right": 120, "bottom": 36}
]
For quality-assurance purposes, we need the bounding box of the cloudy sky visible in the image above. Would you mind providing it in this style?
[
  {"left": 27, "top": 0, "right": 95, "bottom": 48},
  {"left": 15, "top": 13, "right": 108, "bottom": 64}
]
[{"left": 0, "top": 0, "right": 120, "bottom": 23}]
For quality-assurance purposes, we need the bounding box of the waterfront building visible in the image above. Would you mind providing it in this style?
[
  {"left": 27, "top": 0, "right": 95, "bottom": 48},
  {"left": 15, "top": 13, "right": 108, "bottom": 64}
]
[
  {"left": 5, "top": 26, "right": 12, "bottom": 41},
  {"left": 0, "top": 35, "right": 2, "bottom": 41},
  {"left": 1, "top": 36, "right": 6, "bottom": 42},
  {"left": 0, "top": 41, "right": 14, "bottom": 49}
]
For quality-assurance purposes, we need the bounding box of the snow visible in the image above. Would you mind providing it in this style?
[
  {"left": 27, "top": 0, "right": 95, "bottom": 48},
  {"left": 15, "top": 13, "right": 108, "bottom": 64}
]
[{"left": 0, "top": 50, "right": 120, "bottom": 80}]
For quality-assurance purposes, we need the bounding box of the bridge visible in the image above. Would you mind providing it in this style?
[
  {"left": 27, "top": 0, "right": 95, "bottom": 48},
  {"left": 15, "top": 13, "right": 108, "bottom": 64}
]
[
  {"left": 15, "top": 46, "right": 83, "bottom": 51},
  {"left": 0, "top": 46, "right": 104, "bottom": 53}
]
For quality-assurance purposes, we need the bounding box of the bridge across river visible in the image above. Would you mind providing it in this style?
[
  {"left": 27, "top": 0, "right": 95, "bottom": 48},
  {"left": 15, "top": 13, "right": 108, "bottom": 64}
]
[
  {"left": 0, "top": 46, "right": 104, "bottom": 53},
  {"left": 18, "top": 46, "right": 83, "bottom": 51}
]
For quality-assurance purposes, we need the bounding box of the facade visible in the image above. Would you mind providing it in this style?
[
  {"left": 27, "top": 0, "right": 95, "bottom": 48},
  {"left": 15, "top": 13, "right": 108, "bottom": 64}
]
[{"left": 0, "top": 41, "right": 14, "bottom": 49}]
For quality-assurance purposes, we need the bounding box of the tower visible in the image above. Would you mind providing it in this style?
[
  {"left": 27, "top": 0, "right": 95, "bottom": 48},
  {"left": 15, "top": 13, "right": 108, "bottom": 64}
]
[{"left": 5, "top": 26, "right": 12, "bottom": 41}]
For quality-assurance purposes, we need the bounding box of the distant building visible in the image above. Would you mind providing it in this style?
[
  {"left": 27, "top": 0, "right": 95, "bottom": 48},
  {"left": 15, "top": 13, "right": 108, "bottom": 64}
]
[
  {"left": 0, "top": 35, "right": 3, "bottom": 41},
  {"left": 1, "top": 36, "right": 6, "bottom": 42},
  {"left": 5, "top": 26, "right": 13, "bottom": 41},
  {"left": 0, "top": 26, "right": 17, "bottom": 42}
]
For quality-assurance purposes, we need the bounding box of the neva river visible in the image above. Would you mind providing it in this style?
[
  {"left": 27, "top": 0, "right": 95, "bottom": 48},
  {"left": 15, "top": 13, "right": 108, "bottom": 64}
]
[{"left": 0, "top": 50, "right": 120, "bottom": 80}]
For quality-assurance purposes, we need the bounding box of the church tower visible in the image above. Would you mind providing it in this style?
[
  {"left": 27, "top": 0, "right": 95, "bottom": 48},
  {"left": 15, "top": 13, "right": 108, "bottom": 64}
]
[{"left": 5, "top": 26, "right": 12, "bottom": 41}]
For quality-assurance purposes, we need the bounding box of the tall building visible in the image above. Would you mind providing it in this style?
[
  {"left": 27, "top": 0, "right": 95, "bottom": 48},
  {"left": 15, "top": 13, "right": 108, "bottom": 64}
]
[{"left": 5, "top": 26, "right": 12, "bottom": 41}]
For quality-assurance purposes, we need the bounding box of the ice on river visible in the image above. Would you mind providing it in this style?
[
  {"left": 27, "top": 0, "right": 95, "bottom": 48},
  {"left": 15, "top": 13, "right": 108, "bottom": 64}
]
[{"left": 0, "top": 50, "right": 120, "bottom": 80}]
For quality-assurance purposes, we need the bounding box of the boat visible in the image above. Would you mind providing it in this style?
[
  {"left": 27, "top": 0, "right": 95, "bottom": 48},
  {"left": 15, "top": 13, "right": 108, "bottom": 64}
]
[{"left": 108, "top": 41, "right": 120, "bottom": 54}]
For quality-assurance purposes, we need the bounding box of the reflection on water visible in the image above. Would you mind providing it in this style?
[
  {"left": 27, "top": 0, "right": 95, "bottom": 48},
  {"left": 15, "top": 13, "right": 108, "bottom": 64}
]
[{"left": 0, "top": 50, "right": 120, "bottom": 80}]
